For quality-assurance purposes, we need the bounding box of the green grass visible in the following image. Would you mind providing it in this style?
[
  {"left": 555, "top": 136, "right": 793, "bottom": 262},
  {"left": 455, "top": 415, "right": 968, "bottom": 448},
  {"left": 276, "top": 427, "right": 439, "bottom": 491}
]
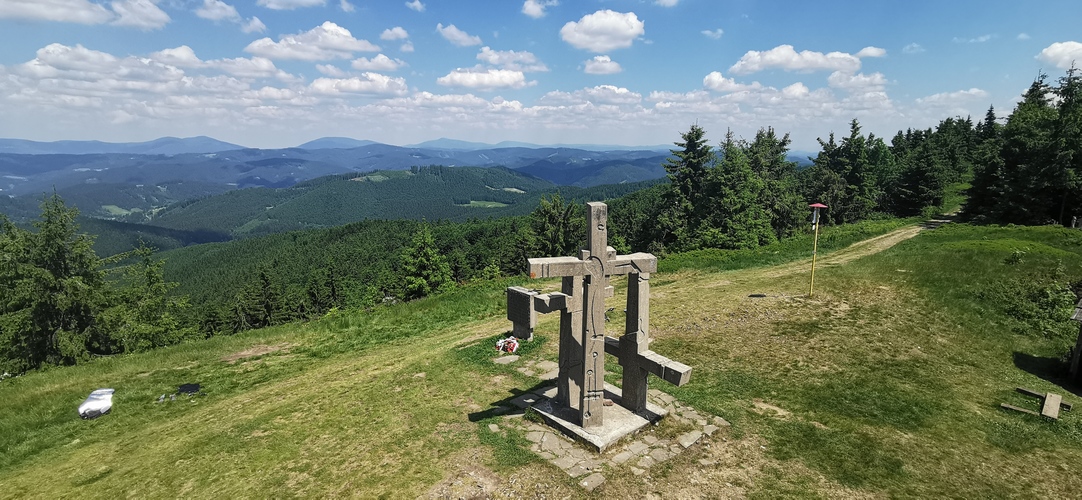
[
  {"left": 100, "top": 205, "right": 132, "bottom": 216},
  {"left": 6, "top": 221, "right": 1082, "bottom": 497},
  {"left": 659, "top": 217, "right": 915, "bottom": 273}
]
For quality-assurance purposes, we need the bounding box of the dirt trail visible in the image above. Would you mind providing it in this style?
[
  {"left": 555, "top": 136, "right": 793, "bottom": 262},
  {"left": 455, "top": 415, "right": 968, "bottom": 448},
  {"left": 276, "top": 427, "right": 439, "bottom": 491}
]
[{"left": 759, "top": 224, "right": 924, "bottom": 279}]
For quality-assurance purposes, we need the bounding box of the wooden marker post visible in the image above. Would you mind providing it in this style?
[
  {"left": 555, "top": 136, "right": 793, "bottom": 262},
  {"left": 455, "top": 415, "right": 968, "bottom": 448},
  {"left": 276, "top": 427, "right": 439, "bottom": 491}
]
[{"left": 808, "top": 203, "right": 827, "bottom": 297}]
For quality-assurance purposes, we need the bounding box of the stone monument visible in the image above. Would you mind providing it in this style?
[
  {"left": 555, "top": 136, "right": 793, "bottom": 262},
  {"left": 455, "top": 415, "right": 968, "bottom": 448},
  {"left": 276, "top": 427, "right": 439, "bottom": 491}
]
[{"left": 506, "top": 202, "right": 691, "bottom": 450}]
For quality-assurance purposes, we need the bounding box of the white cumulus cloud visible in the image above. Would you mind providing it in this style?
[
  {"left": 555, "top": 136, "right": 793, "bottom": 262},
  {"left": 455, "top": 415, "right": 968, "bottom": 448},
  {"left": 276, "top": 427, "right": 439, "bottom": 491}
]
[
  {"left": 242, "top": 17, "right": 266, "bottom": 33},
  {"left": 827, "top": 71, "right": 887, "bottom": 92},
  {"left": 522, "top": 0, "right": 557, "bottom": 18},
  {"left": 195, "top": 0, "right": 238, "bottom": 21},
  {"left": 701, "top": 29, "right": 723, "bottom": 40},
  {"left": 560, "top": 10, "right": 644, "bottom": 53},
  {"left": 477, "top": 47, "right": 547, "bottom": 72},
  {"left": 702, "top": 71, "right": 761, "bottom": 92},
  {"left": 584, "top": 55, "right": 621, "bottom": 75},
  {"left": 405, "top": 0, "right": 424, "bottom": 12},
  {"left": 110, "top": 0, "right": 170, "bottom": 30},
  {"left": 540, "top": 85, "right": 642, "bottom": 106},
  {"left": 856, "top": 46, "right": 886, "bottom": 58},
  {"left": 257, "top": 0, "right": 325, "bottom": 9},
  {"left": 655, "top": 0, "right": 678, "bottom": 6},
  {"left": 729, "top": 44, "right": 862, "bottom": 75},
  {"left": 150, "top": 46, "right": 205, "bottom": 67},
  {"left": 196, "top": 0, "right": 264, "bottom": 33},
  {"left": 309, "top": 74, "right": 408, "bottom": 96},
  {"left": 244, "top": 22, "right": 379, "bottom": 61},
  {"left": 339, "top": 0, "right": 354, "bottom": 12},
  {"left": 437, "top": 68, "right": 531, "bottom": 90},
  {"left": 352, "top": 54, "right": 405, "bottom": 71},
  {"left": 916, "top": 88, "right": 988, "bottom": 105},
  {"left": 316, "top": 64, "right": 347, "bottom": 77},
  {"left": 381, "top": 27, "right": 409, "bottom": 40},
  {"left": 1037, "top": 41, "right": 1082, "bottom": 70},
  {"left": 437, "top": 23, "right": 482, "bottom": 47},
  {"left": 0, "top": 0, "right": 113, "bottom": 24}
]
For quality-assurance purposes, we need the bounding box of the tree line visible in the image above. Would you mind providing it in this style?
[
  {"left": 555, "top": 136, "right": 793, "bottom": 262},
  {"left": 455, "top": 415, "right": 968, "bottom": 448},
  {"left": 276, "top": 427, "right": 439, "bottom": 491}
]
[
  {"left": 608, "top": 113, "right": 977, "bottom": 254},
  {"left": 964, "top": 68, "right": 1082, "bottom": 225}
]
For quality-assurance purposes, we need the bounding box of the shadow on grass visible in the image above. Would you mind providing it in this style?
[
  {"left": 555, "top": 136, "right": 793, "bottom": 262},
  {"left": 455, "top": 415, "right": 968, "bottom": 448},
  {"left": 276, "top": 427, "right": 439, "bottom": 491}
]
[
  {"left": 1011, "top": 351, "right": 1082, "bottom": 397},
  {"left": 467, "top": 380, "right": 555, "bottom": 423}
]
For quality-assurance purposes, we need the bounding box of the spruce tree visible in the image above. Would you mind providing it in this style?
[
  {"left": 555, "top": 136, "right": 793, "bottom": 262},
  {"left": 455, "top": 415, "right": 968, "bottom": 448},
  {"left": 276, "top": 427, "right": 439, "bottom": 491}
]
[{"left": 401, "top": 223, "right": 453, "bottom": 301}]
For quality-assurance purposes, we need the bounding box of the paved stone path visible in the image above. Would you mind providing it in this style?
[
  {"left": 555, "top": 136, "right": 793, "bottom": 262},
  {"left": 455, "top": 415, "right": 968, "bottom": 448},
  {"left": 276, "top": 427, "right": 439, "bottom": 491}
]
[{"left": 491, "top": 355, "right": 730, "bottom": 491}]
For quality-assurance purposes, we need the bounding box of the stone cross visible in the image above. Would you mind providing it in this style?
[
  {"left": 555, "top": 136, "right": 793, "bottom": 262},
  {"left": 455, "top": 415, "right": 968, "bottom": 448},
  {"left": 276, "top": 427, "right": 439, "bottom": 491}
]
[{"left": 507, "top": 202, "right": 691, "bottom": 429}]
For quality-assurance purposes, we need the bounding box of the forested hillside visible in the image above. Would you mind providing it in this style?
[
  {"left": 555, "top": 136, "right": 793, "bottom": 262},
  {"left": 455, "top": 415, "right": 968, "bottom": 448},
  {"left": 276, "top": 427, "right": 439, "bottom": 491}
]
[
  {"left": 3, "top": 68, "right": 1081, "bottom": 376},
  {"left": 149, "top": 166, "right": 659, "bottom": 237}
]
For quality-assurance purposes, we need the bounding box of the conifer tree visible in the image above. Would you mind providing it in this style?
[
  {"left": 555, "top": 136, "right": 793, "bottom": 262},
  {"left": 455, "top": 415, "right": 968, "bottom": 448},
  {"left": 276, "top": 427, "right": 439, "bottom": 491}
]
[
  {"left": 401, "top": 223, "right": 453, "bottom": 300},
  {"left": 695, "top": 131, "right": 775, "bottom": 249},
  {"left": 0, "top": 195, "right": 104, "bottom": 371}
]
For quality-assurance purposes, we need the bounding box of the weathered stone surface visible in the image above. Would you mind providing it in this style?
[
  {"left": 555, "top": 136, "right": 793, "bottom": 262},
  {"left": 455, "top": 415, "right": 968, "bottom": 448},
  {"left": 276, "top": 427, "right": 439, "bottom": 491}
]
[
  {"left": 650, "top": 447, "right": 672, "bottom": 462},
  {"left": 636, "top": 456, "right": 656, "bottom": 468},
  {"left": 487, "top": 423, "right": 500, "bottom": 433},
  {"left": 492, "top": 355, "right": 519, "bottom": 365},
  {"left": 535, "top": 360, "right": 558, "bottom": 372},
  {"left": 541, "top": 434, "right": 567, "bottom": 453},
  {"left": 509, "top": 202, "right": 689, "bottom": 434},
  {"left": 703, "top": 424, "right": 719, "bottom": 436},
  {"left": 567, "top": 464, "right": 590, "bottom": 478},
  {"left": 642, "top": 435, "right": 658, "bottom": 445},
  {"left": 552, "top": 455, "right": 579, "bottom": 470},
  {"left": 628, "top": 441, "right": 649, "bottom": 455},
  {"left": 630, "top": 467, "right": 646, "bottom": 476},
  {"left": 611, "top": 450, "right": 634, "bottom": 464},
  {"left": 713, "top": 416, "right": 731, "bottom": 427},
  {"left": 580, "top": 473, "right": 606, "bottom": 492},
  {"left": 677, "top": 430, "right": 702, "bottom": 448}
]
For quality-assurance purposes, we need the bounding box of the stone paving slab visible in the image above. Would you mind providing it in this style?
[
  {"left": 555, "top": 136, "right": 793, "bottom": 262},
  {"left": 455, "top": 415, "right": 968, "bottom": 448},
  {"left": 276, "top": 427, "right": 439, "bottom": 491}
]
[
  {"left": 580, "top": 473, "right": 606, "bottom": 492},
  {"left": 492, "top": 355, "right": 519, "bottom": 365},
  {"left": 678, "top": 430, "right": 702, "bottom": 448}
]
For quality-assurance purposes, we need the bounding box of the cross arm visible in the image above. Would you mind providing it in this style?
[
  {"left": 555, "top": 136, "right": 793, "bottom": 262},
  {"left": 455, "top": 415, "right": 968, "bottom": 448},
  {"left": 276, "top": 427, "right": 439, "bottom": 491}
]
[
  {"left": 528, "top": 253, "right": 658, "bottom": 279},
  {"left": 603, "top": 336, "right": 692, "bottom": 386}
]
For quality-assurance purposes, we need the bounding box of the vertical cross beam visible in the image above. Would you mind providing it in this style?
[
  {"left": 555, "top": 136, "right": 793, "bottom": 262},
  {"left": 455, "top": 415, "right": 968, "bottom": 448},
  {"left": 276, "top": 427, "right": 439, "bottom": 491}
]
[
  {"left": 581, "top": 202, "right": 609, "bottom": 428},
  {"left": 556, "top": 275, "right": 584, "bottom": 408},
  {"left": 620, "top": 272, "right": 651, "bottom": 412}
]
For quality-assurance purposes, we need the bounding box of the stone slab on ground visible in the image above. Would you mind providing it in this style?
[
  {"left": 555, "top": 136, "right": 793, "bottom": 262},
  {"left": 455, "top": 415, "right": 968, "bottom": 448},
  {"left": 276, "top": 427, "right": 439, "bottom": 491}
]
[
  {"left": 530, "top": 384, "right": 667, "bottom": 452},
  {"left": 580, "top": 473, "right": 606, "bottom": 492},
  {"left": 677, "top": 430, "right": 702, "bottom": 448},
  {"left": 493, "top": 355, "right": 519, "bottom": 365},
  {"left": 509, "top": 393, "right": 542, "bottom": 409}
]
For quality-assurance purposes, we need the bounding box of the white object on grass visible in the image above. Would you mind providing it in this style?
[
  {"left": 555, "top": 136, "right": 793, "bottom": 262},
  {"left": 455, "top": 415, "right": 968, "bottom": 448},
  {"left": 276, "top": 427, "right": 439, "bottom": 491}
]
[{"left": 78, "top": 388, "right": 115, "bottom": 419}]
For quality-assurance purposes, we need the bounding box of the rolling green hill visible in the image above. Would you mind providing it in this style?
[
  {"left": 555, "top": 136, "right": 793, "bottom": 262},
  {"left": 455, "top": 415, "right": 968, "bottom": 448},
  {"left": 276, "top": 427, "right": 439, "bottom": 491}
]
[
  {"left": 149, "top": 166, "right": 661, "bottom": 237},
  {"left": 3, "top": 222, "right": 1082, "bottom": 497}
]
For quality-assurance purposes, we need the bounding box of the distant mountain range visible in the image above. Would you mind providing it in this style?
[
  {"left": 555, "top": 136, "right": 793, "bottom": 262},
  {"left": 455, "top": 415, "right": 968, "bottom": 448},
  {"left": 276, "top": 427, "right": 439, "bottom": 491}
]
[{"left": 0, "top": 136, "right": 245, "bottom": 156}]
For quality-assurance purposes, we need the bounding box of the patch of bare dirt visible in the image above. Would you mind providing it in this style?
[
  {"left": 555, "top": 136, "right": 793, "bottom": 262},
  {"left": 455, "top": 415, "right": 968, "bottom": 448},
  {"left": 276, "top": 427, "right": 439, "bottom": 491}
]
[
  {"left": 221, "top": 343, "right": 293, "bottom": 363},
  {"left": 424, "top": 463, "right": 504, "bottom": 499},
  {"left": 752, "top": 400, "right": 793, "bottom": 418}
]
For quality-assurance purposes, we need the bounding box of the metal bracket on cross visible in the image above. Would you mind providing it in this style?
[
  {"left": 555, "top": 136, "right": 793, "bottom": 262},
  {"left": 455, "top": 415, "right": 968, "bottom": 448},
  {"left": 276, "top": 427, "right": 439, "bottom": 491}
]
[{"left": 505, "top": 202, "right": 692, "bottom": 429}]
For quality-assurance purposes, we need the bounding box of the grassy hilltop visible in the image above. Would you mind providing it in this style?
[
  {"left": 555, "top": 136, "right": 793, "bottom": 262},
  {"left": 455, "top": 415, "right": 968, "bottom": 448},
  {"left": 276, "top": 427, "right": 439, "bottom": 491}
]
[{"left": 2, "top": 220, "right": 1082, "bottom": 497}]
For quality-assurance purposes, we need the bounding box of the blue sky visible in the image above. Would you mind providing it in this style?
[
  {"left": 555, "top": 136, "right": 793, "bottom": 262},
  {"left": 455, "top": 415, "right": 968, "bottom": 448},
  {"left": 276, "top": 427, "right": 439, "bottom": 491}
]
[{"left": 0, "top": 0, "right": 1079, "bottom": 150}]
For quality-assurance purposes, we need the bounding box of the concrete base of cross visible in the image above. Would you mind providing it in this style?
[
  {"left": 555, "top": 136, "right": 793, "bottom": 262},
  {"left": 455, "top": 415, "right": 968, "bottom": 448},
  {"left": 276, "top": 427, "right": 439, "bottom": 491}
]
[{"left": 530, "top": 383, "right": 667, "bottom": 452}]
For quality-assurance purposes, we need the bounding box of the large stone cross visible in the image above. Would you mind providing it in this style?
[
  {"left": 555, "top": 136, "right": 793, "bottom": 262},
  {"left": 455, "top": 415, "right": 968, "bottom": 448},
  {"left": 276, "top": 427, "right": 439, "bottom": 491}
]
[{"left": 507, "top": 202, "right": 691, "bottom": 430}]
